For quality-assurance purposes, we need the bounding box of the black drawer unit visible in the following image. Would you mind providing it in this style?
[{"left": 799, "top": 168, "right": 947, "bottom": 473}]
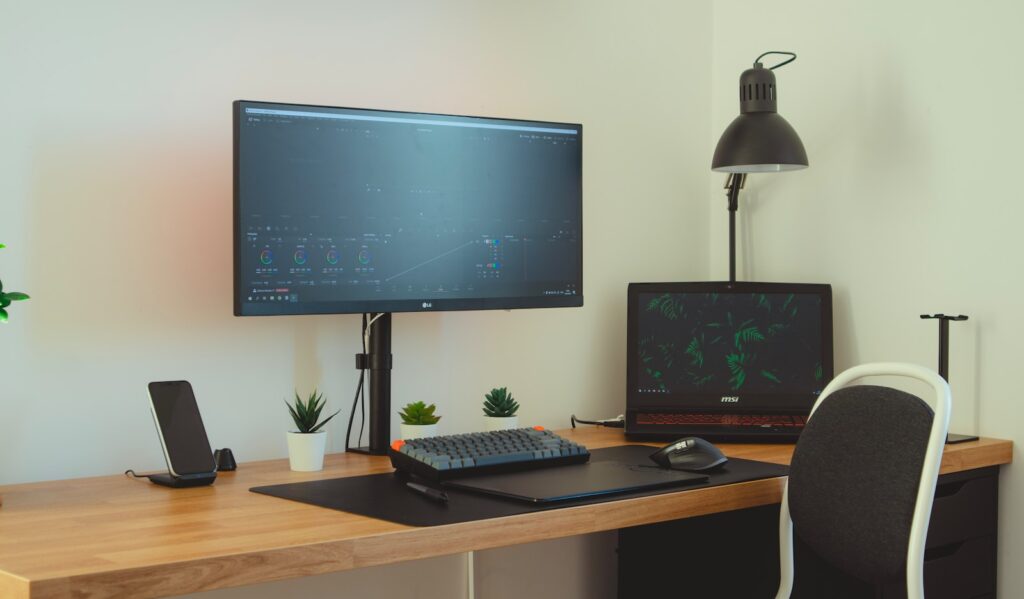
[{"left": 618, "top": 467, "right": 1000, "bottom": 598}]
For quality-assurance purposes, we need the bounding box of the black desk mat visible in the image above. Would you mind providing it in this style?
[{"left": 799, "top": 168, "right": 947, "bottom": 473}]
[{"left": 250, "top": 445, "right": 789, "bottom": 527}]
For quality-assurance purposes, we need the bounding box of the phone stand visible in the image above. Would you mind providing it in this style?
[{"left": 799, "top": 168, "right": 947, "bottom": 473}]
[{"left": 148, "top": 472, "right": 217, "bottom": 488}]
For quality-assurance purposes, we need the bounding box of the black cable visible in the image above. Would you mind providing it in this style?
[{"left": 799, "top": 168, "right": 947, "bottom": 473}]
[
  {"left": 570, "top": 414, "right": 625, "bottom": 428},
  {"left": 344, "top": 373, "right": 364, "bottom": 451},
  {"left": 124, "top": 469, "right": 148, "bottom": 481},
  {"left": 344, "top": 313, "right": 369, "bottom": 451},
  {"left": 358, "top": 314, "right": 368, "bottom": 448},
  {"left": 755, "top": 51, "right": 796, "bottom": 70}
]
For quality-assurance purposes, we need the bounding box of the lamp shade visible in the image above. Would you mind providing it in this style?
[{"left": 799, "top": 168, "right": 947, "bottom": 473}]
[{"left": 712, "top": 63, "right": 807, "bottom": 173}]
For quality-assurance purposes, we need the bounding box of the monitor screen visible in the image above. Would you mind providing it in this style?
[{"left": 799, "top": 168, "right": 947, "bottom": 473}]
[
  {"left": 627, "top": 282, "right": 833, "bottom": 411},
  {"left": 233, "top": 100, "right": 583, "bottom": 315}
]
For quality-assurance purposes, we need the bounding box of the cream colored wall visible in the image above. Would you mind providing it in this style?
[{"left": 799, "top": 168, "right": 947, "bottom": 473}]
[
  {"left": 710, "top": 0, "right": 1023, "bottom": 594},
  {"left": 0, "top": 1, "right": 711, "bottom": 598}
]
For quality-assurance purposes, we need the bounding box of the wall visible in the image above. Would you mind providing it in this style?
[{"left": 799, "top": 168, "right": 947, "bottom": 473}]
[
  {"left": 710, "top": 0, "right": 1023, "bottom": 594},
  {"left": 0, "top": 1, "right": 712, "bottom": 598}
]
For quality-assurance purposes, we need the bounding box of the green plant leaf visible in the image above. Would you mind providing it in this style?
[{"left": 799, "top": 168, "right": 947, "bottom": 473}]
[
  {"left": 734, "top": 326, "right": 764, "bottom": 348},
  {"left": 684, "top": 337, "right": 703, "bottom": 368},
  {"left": 4, "top": 292, "right": 28, "bottom": 301},
  {"left": 0, "top": 308, "right": 7, "bottom": 322},
  {"left": 483, "top": 386, "right": 518, "bottom": 416},
  {"left": 726, "top": 353, "right": 747, "bottom": 390},
  {"left": 0, "top": 297, "right": 9, "bottom": 309},
  {"left": 399, "top": 401, "right": 440, "bottom": 424},
  {"left": 284, "top": 399, "right": 305, "bottom": 432},
  {"left": 309, "top": 409, "right": 341, "bottom": 433},
  {"left": 287, "top": 389, "right": 333, "bottom": 433}
]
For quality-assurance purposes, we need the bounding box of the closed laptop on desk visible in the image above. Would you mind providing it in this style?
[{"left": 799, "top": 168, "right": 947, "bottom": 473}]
[{"left": 625, "top": 282, "right": 833, "bottom": 443}]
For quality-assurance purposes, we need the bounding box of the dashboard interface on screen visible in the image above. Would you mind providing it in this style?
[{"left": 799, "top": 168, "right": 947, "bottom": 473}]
[{"left": 234, "top": 101, "right": 583, "bottom": 315}]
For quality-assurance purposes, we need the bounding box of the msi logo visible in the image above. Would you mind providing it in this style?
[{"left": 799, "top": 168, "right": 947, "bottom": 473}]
[
  {"left": 720, "top": 396, "right": 740, "bottom": 403},
  {"left": 421, "top": 302, "right": 433, "bottom": 309}
]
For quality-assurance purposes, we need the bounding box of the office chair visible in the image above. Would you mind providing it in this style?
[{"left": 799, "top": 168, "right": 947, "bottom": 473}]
[{"left": 775, "top": 363, "right": 951, "bottom": 599}]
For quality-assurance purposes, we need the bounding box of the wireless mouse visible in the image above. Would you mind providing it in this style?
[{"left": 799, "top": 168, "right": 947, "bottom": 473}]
[{"left": 650, "top": 437, "right": 728, "bottom": 472}]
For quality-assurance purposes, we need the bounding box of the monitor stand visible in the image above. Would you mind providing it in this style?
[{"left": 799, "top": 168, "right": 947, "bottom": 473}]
[{"left": 348, "top": 312, "right": 393, "bottom": 456}]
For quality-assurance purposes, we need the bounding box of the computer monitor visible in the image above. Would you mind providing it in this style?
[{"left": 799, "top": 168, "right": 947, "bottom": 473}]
[
  {"left": 626, "top": 281, "right": 833, "bottom": 414},
  {"left": 234, "top": 100, "right": 582, "bottom": 316},
  {"left": 233, "top": 100, "right": 583, "bottom": 453}
]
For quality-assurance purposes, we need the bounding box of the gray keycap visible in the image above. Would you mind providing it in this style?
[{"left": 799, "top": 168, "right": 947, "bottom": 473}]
[{"left": 474, "top": 451, "right": 536, "bottom": 466}]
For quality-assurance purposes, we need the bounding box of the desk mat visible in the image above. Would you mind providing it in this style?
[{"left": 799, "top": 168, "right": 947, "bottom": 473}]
[{"left": 250, "top": 445, "right": 789, "bottom": 527}]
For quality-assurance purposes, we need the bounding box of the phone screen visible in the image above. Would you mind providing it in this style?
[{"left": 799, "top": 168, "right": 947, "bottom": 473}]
[{"left": 148, "top": 381, "right": 216, "bottom": 476}]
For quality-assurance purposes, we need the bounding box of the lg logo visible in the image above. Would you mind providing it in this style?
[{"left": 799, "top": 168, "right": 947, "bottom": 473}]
[
  {"left": 720, "top": 396, "right": 740, "bottom": 403},
  {"left": 421, "top": 302, "right": 433, "bottom": 309}
]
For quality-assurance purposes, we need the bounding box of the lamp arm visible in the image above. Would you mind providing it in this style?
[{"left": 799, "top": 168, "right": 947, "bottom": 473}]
[{"left": 725, "top": 174, "right": 746, "bottom": 283}]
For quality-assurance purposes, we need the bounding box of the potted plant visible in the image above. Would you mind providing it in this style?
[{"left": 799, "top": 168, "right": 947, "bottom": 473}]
[
  {"left": 0, "top": 244, "right": 30, "bottom": 323},
  {"left": 399, "top": 401, "right": 441, "bottom": 440},
  {"left": 483, "top": 387, "right": 519, "bottom": 431},
  {"left": 285, "top": 389, "right": 340, "bottom": 472}
]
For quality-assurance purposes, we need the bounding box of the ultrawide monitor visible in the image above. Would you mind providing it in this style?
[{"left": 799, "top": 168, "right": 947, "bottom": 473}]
[{"left": 234, "top": 100, "right": 583, "bottom": 316}]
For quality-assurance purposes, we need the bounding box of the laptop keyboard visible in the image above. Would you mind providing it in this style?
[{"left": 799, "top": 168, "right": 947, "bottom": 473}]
[{"left": 635, "top": 413, "right": 807, "bottom": 427}]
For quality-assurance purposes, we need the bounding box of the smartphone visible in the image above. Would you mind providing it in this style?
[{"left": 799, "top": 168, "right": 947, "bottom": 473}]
[{"left": 148, "top": 381, "right": 217, "bottom": 477}]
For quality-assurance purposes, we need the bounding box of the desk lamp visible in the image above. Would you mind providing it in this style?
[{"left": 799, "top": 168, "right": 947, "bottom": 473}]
[{"left": 712, "top": 51, "right": 808, "bottom": 282}]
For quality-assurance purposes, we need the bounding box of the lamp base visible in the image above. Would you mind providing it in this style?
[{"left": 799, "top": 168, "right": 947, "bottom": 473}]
[{"left": 946, "top": 432, "right": 980, "bottom": 444}]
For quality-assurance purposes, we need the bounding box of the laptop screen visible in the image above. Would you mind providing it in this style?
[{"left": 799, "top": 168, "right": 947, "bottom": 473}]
[{"left": 627, "top": 282, "right": 833, "bottom": 412}]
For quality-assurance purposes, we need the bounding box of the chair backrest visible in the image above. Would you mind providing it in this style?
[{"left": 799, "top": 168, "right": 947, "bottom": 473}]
[{"left": 776, "top": 363, "right": 951, "bottom": 599}]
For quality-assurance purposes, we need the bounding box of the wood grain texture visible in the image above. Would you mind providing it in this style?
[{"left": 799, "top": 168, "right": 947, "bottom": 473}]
[{"left": 0, "top": 428, "right": 1011, "bottom": 599}]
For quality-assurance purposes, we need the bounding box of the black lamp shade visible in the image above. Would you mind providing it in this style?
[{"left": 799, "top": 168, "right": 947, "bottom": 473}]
[{"left": 712, "top": 64, "right": 808, "bottom": 173}]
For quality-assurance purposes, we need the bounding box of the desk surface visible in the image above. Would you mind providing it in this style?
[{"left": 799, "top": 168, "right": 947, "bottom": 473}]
[{"left": 0, "top": 429, "right": 1012, "bottom": 599}]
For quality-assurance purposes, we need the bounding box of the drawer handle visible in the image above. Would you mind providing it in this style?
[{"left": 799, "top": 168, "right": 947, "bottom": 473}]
[
  {"left": 934, "top": 481, "right": 967, "bottom": 498},
  {"left": 925, "top": 540, "right": 964, "bottom": 561}
]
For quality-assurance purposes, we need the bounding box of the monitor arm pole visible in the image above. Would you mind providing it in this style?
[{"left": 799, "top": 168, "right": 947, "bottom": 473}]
[
  {"left": 350, "top": 312, "right": 393, "bottom": 456},
  {"left": 725, "top": 174, "right": 746, "bottom": 284}
]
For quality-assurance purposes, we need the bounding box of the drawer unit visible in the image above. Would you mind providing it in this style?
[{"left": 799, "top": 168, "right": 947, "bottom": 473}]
[
  {"left": 922, "top": 536, "right": 997, "bottom": 599},
  {"left": 618, "top": 466, "right": 1001, "bottom": 598},
  {"left": 927, "top": 467, "right": 998, "bottom": 548}
]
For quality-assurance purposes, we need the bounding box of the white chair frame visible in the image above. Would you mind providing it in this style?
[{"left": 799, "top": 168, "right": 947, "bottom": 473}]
[{"left": 775, "top": 362, "right": 952, "bottom": 599}]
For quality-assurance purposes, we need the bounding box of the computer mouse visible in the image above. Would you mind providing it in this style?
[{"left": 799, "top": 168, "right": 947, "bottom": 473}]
[{"left": 650, "top": 437, "right": 728, "bottom": 472}]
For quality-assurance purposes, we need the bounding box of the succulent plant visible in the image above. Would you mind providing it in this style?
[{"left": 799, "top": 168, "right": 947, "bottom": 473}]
[
  {"left": 0, "top": 244, "right": 29, "bottom": 323},
  {"left": 399, "top": 401, "right": 441, "bottom": 425},
  {"left": 483, "top": 387, "right": 519, "bottom": 417},
  {"left": 285, "top": 389, "right": 340, "bottom": 434}
]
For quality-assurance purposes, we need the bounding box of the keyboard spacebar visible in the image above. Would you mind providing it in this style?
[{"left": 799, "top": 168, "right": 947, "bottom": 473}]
[{"left": 474, "top": 451, "right": 538, "bottom": 466}]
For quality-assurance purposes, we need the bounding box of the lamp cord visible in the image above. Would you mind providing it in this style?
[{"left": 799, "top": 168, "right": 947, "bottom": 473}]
[{"left": 755, "top": 51, "right": 796, "bottom": 70}]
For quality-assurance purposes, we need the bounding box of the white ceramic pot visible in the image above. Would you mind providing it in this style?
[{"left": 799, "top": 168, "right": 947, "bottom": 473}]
[
  {"left": 287, "top": 431, "right": 327, "bottom": 472},
  {"left": 400, "top": 423, "right": 438, "bottom": 440},
  {"left": 483, "top": 416, "right": 519, "bottom": 431}
]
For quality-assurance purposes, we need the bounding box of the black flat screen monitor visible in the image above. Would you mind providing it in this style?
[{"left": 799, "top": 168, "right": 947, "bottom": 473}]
[
  {"left": 233, "top": 100, "right": 583, "bottom": 316},
  {"left": 626, "top": 282, "right": 833, "bottom": 413}
]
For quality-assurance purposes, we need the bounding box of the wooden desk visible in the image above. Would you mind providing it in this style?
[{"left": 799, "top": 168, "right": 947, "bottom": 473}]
[{"left": 0, "top": 429, "right": 1011, "bottom": 599}]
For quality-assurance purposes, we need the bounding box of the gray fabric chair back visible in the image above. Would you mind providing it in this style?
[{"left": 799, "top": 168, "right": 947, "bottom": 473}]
[{"left": 787, "top": 384, "right": 934, "bottom": 585}]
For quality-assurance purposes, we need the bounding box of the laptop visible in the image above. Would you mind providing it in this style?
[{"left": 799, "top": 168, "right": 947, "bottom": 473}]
[
  {"left": 625, "top": 281, "right": 833, "bottom": 443},
  {"left": 444, "top": 461, "right": 708, "bottom": 504}
]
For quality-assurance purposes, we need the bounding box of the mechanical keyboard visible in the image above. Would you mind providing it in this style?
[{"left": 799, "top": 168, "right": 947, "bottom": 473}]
[{"left": 389, "top": 427, "right": 590, "bottom": 482}]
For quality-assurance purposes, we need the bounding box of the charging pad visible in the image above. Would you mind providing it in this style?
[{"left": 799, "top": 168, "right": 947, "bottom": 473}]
[{"left": 148, "top": 472, "right": 217, "bottom": 488}]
